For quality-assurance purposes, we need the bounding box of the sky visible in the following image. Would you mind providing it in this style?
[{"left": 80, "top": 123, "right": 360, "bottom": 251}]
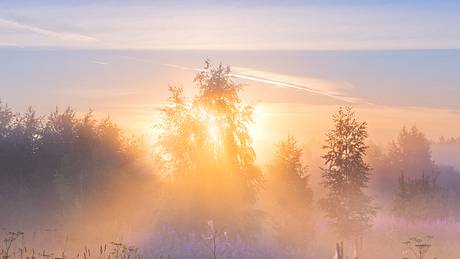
[
  {"left": 1, "top": 0, "right": 460, "bottom": 50},
  {"left": 1, "top": 1, "right": 460, "bottom": 163}
]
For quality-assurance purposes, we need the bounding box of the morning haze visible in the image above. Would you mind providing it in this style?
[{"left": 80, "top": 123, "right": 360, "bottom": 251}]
[{"left": 1, "top": 1, "right": 460, "bottom": 258}]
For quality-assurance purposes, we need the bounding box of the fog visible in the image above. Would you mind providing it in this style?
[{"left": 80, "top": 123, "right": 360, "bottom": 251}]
[{"left": 1, "top": 63, "right": 459, "bottom": 259}]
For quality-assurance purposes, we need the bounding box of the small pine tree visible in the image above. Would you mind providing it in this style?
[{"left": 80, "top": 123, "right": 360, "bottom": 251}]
[{"left": 320, "top": 106, "right": 376, "bottom": 239}]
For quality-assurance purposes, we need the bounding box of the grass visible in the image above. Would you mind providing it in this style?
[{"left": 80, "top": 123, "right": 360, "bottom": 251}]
[{"left": 1, "top": 230, "right": 141, "bottom": 259}]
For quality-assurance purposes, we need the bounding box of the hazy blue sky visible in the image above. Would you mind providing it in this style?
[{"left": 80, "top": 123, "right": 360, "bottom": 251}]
[{"left": 1, "top": 49, "right": 459, "bottom": 110}]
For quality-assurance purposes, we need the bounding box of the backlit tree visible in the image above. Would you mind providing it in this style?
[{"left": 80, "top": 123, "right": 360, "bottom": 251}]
[
  {"left": 155, "top": 61, "right": 262, "bottom": 235},
  {"left": 320, "top": 107, "right": 375, "bottom": 239},
  {"left": 266, "top": 135, "right": 313, "bottom": 247}
]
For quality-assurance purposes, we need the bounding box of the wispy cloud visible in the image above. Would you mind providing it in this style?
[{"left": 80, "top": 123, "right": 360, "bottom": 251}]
[
  {"left": 162, "top": 63, "right": 201, "bottom": 72},
  {"left": 2, "top": 2, "right": 459, "bottom": 50},
  {"left": 92, "top": 60, "right": 108, "bottom": 65},
  {"left": 0, "top": 42, "right": 21, "bottom": 47},
  {"left": 230, "top": 67, "right": 361, "bottom": 103},
  {"left": 0, "top": 18, "right": 98, "bottom": 43},
  {"left": 162, "top": 63, "right": 363, "bottom": 104}
]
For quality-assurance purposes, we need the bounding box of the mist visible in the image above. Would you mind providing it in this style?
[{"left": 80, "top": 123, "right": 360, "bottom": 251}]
[{"left": 1, "top": 61, "right": 459, "bottom": 259}]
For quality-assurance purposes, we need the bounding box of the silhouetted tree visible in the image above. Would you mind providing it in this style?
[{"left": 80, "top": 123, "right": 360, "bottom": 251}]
[
  {"left": 388, "top": 125, "right": 436, "bottom": 178},
  {"left": 266, "top": 135, "right": 313, "bottom": 247},
  {"left": 0, "top": 101, "right": 14, "bottom": 139},
  {"left": 383, "top": 126, "right": 453, "bottom": 220},
  {"left": 155, "top": 61, "right": 262, "bottom": 235},
  {"left": 0, "top": 104, "right": 151, "bottom": 228},
  {"left": 393, "top": 172, "right": 448, "bottom": 221},
  {"left": 320, "top": 107, "right": 376, "bottom": 239}
]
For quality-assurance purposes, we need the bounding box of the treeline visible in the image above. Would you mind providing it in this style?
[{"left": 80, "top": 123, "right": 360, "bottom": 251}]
[
  {"left": 368, "top": 125, "right": 460, "bottom": 221},
  {"left": 0, "top": 104, "right": 151, "bottom": 228},
  {"left": 149, "top": 62, "right": 378, "bottom": 258},
  {"left": 150, "top": 62, "right": 460, "bottom": 257},
  {"left": 1, "top": 61, "right": 460, "bottom": 257}
]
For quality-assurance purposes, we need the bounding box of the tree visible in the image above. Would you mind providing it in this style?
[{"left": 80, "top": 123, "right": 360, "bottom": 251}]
[
  {"left": 385, "top": 126, "right": 451, "bottom": 220},
  {"left": 367, "top": 126, "right": 441, "bottom": 210},
  {"left": 393, "top": 172, "right": 448, "bottom": 221},
  {"left": 388, "top": 125, "right": 436, "bottom": 178},
  {"left": 0, "top": 106, "right": 42, "bottom": 217},
  {"left": 320, "top": 106, "right": 376, "bottom": 239},
  {"left": 0, "top": 104, "right": 152, "bottom": 228},
  {"left": 0, "top": 101, "right": 14, "bottom": 139},
  {"left": 155, "top": 61, "right": 262, "bottom": 235},
  {"left": 266, "top": 135, "right": 313, "bottom": 247}
]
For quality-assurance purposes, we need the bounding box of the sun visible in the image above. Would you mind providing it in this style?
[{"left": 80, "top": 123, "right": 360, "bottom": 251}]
[{"left": 207, "top": 120, "right": 219, "bottom": 143}]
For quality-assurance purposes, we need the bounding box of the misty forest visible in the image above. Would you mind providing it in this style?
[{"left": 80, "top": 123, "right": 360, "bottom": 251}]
[{"left": 2, "top": 61, "right": 460, "bottom": 259}]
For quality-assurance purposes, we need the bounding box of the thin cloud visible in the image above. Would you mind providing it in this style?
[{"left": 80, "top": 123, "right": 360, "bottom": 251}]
[
  {"left": 0, "top": 42, "right": 20, "bottom": 47},
  {"left": 162, "top": 63, "right": 364, "bottom": 104},
  {"left": 118, "top": 57, "right": 363, "bottom": 104},
  {"left": 92, "top": 60, "right": 108, "bottom": 65},
  {"left": 230, "top": 67, "right": 361, "bottom": 103},
  {"left": 0, "top": 18, "right": 98, "bottom": 43},
  {"left": 162, "top": 63, "right": 202, "bottom": 72}
]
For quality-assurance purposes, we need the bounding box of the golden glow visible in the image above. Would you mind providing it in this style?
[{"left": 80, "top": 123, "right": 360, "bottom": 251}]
[
  {"left": 208, "top": 121, "right": 219, "bottom": 143},
  {"left": 205, "top": 113, "right": 218, "bottom": 143},
  {"left": 109, "top": 103, "right": 460, "bottom": 165}
]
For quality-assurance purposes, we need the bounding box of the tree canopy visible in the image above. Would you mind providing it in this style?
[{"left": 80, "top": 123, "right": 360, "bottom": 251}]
[
  {"left": 155, "top": 61, "right": 262, "bottom": 234},
  {"left": 320, "top": 106, "right": 375, "bottom": 238},
  {"left": 388, "top": 125, "right": 436, "bottom": 178},
  {"left": 266, "top": 135, "right": 313, "bottom": 247},
  {"left": 0, "top": 102, "right": 149, "bottom": 228}
]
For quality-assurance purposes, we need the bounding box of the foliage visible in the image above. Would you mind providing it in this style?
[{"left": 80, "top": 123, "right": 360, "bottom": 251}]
[
  {"left": 402, "top": 235, "right": 433, "bottom": 259},
  {"left": 266, "top": 135, "right": 313, "bottom": 247},
  {"left": 320, "top": 106, "right": 376, "bottom": 238},
  {"left": 0, "top": 229, "right": 141, "bottom": 259},
  {"left": 155, "top": 61, "right": 262, "bottom": 235},
  {"left": 366, "top": 126, "right": 454, "bottom": 221},
  {"left": 393, "top": 172, "right": 448, "bottom": 221},
  {"left": 388, "top": 125, "right": 436, "bottom": 178},
  {"left": 0, "top": 102, "right": 149, "bottom": 227}
]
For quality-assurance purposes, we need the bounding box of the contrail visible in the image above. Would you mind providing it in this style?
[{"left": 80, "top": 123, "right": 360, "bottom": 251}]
[
  {"left": 162, "top": 63, "right": 202, "bottom": 72},
  {"left": 114, "top": 56, "right": 364, "bottom": 104},
  {"left": 162, "top": 63, "right": 361, "bottom": 104},
  {"left": 229, "top": 72, "right": 347, "bottom": 101}
]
